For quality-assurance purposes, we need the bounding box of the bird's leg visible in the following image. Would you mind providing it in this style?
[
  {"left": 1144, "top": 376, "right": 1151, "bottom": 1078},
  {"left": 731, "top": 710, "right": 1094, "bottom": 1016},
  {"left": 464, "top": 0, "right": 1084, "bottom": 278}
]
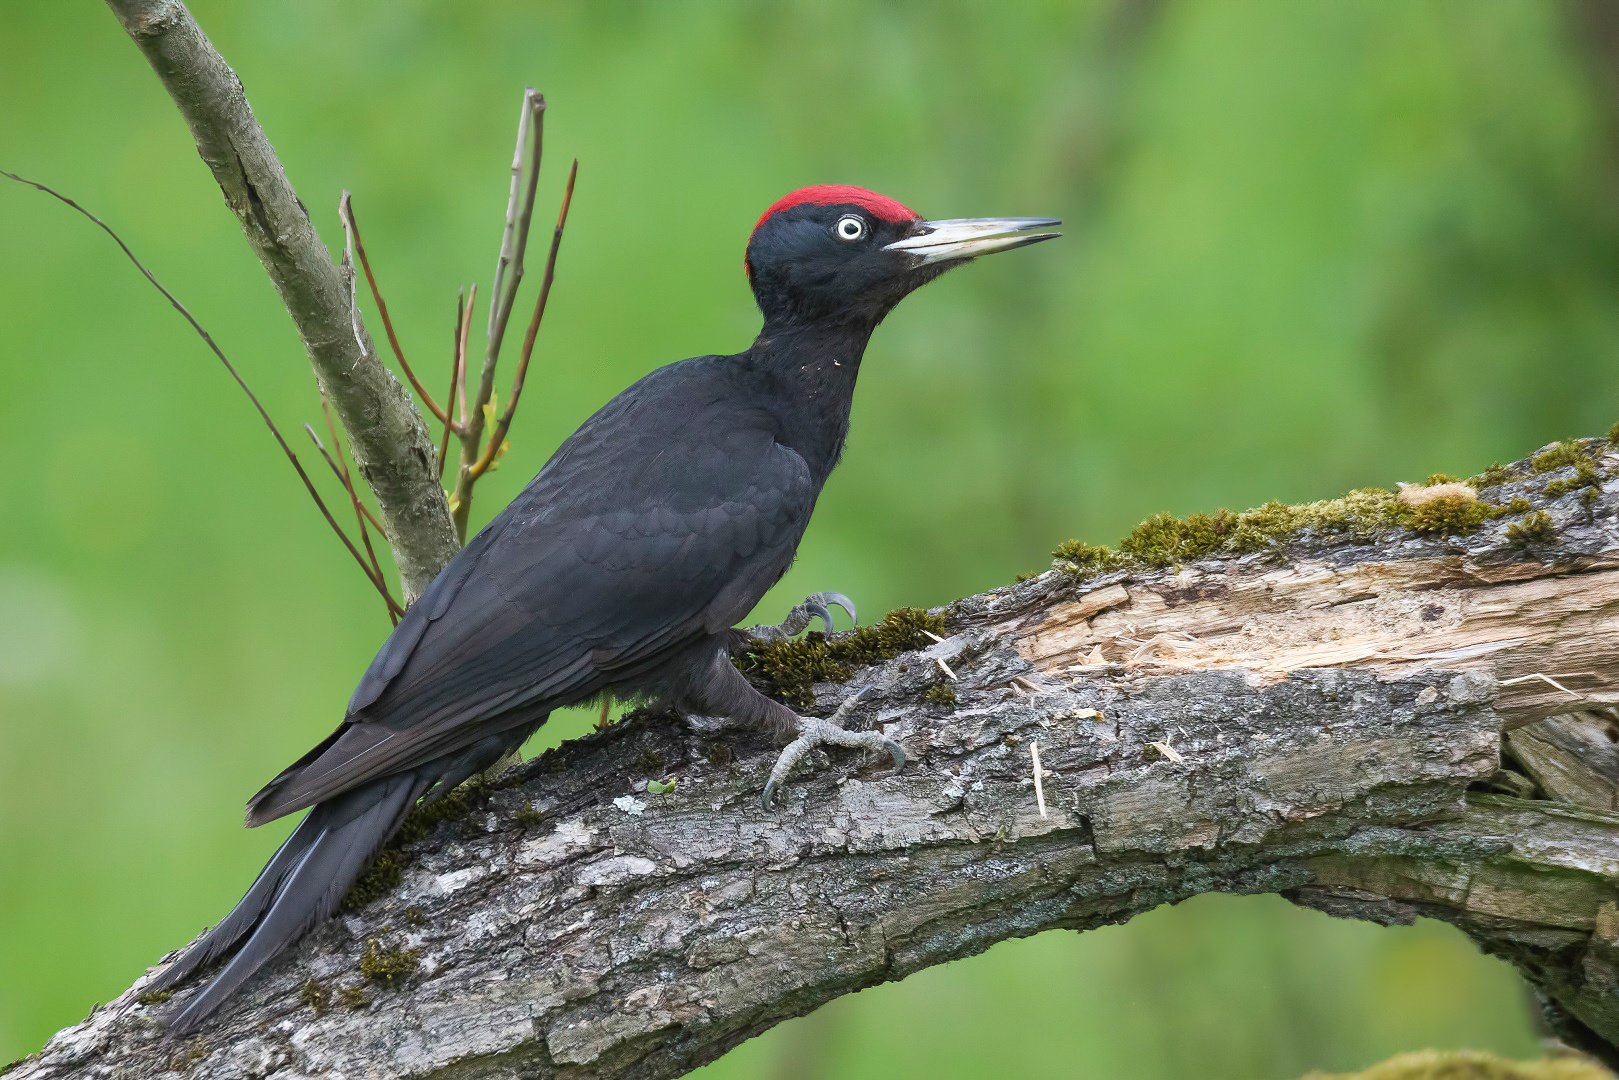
[
  {"left": 760, "top": 687, "right": 905, "bottom": 809},
  {"left": 742, "top": 591, "right": 858, "bottom": 644},
  {"left": 683, "top": 653, "right": 904, "bottom": 808}
]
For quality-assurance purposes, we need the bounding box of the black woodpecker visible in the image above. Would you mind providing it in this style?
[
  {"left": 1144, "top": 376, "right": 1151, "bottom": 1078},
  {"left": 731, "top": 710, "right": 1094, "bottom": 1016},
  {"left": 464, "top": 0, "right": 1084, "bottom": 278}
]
[{"left": 149, "top": 184, "right": 1059, "bottom": 1029}]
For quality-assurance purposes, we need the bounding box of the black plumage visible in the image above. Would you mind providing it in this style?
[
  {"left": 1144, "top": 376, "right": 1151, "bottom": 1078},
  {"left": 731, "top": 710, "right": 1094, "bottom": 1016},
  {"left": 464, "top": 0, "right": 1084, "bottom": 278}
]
[{"left": 148, "top": 186, "right": 1058, "bottom": 1029}]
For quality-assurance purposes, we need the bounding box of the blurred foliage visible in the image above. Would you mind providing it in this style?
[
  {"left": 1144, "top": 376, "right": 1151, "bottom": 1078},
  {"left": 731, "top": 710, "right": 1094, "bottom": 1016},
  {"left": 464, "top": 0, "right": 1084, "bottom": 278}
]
[{"left": 3, "top": 1, "right": 1616, "bottom": 1075}]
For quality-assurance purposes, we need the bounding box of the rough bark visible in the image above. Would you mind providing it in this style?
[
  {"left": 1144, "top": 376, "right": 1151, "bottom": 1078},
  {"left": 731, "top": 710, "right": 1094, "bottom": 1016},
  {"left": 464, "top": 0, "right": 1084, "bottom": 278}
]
[
  {"left": 104, "top": 0, "right": 460, "bottom": 601},
  {"left": 11, "top": 439, "right": 1619, "bottom": 1079}
]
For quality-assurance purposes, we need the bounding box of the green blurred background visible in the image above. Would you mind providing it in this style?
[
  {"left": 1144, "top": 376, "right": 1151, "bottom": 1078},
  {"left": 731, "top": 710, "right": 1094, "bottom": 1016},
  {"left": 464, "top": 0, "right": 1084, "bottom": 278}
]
[{"left": 4, "top": 1, "right": 1617, "bottom": 1075}]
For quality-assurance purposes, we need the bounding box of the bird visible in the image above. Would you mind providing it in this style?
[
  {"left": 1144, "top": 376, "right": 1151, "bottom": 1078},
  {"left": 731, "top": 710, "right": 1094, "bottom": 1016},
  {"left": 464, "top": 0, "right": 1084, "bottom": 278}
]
[{"left": 146, "top": 184, "right": 1059, "bottom": 1030}]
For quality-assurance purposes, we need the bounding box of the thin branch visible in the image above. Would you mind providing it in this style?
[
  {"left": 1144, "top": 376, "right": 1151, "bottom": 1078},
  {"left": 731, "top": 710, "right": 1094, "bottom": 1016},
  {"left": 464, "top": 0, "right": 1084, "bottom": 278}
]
[
  {"left": 452, "top": 89, "right": 547, "bottom": 538},
  {"left": 303, "top": 423, "right": 405, "bottom": 621},
  {"left": 2, "top": 167, "right": 404, "bottom": 621},
  {"left": 342, "top": 193, "right": 448, "bottom": 423},
  {"left": 322, "top": 396, "right": 398, "bottom": 626},
  {"left": 304, "top": 421, "right": 389, "bottom": 541},
  {"left": 486, "top": 89, "right": 546, "bottom": 353},
  {"left": 440, "top": 285, "right": 475, "bottom": 481},
  {"left": 469, "top": 158, "right": 577, "bottom": 481}
]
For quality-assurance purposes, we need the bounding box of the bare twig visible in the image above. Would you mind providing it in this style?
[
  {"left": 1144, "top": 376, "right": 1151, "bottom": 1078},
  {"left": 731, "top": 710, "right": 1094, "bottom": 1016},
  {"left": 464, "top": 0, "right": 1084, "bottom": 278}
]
[
  {"left": 452, "top": 89, "right": 548, "bottom": 538},
  {"left": 319, "top": 397, "right": 389, "bottom": 540},
  {"left": 342, "top": 193, "right": 449, "bottom": 424},
  {"left": 0, "top": 168, "right": 405, "bottom": 620},
  {"left": 439, "top": 286, "right": 472, "bottom": 481},
  {"left": 303, "top": 423, "right": 404, "bottom": 621},
  {"left": 321, "top": 397, "right": 398, "bottom": 625},
  {"left": 469, "top": 158, "right": 577, "bottom": 481},
  {"left": 487, "top": 89, "right": 546, "bottom": 352}
]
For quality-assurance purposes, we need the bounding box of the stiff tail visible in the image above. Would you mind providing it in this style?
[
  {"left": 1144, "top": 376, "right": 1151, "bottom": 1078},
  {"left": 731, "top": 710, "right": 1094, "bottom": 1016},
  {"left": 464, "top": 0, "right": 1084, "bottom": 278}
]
[{"left": 148, "top": 772, "right": 428, "bottom": 1032}]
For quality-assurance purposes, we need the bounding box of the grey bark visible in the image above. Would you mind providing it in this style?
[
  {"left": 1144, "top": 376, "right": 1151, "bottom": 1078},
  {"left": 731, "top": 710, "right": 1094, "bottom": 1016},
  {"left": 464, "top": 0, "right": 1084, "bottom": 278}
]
[
  {"left": 11, "top": 439, "right": 1619, "bottom": 1078},
  {"left": 104, "top": 0, "right": 460, "bottom": 601}
]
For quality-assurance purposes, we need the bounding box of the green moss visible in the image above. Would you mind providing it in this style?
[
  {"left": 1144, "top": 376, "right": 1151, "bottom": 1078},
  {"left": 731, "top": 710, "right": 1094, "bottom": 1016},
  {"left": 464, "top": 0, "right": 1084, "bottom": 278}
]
[
  {"left": 632, "top": 748, "right": 665, "bottom": 775},
  {"left": 1608, "top": 420, "right": 1619, "bottom": 444},
  {"left": 338, "top": 985, "right": 371, "bottom": 1009},
  {"left": 301, "top": 978, "right": 331, "bottom": 1014},
  {"left": 359, "top": 938, "right": 419, "bottom": 988},
  {"left": 923, "top": 683, "right": 957, "bottom": 707},
  {"left": 1471, "top": 463, "right": 1514, "bottom": 488},
  {"left": 706, "top": 742, "right": 734, "bottom": 766},
  {"left": 1506, "top": 510, "right": 1556, "bottom": 544},
  {"left": 1051, "top": 540, "right": 1118, "bottom": 575},
  {"left": 135, "top": 989, "right": 173, "bottom": 1006},
  {"left": 341, "top": 779, "right": 492, "bottom": 911},
  {"left": 738, "top": 607, "right": 948, "bottom": 706},
  {"left": 1531, "top": 440, "right": 1588, "bottom": 472},
  {"left": 402, "top": 905, "right": 427, "bottom": 927},
  {"left": 1122, "top": 510, "right": 1243, "bottom": 564},
  {"left": 167, "top": 1040, "right": 210, "bottom": 1073},
  {"left": 1013, "top": 571, "right": 1035, "bottom": 583},
  {"left": 0, "top": 1059, "right": 25, "bottom": 1077},
  {"left": 1423, "top": 473, "right": 1459, "bottom": 485},
  {"left": 1543, "top": 461, "right": 1601, "bottom": 501},
  {"left": 513, "top": 802, "right": 544, "bottom": 829},
  {"left": 1406, "top": 493, "right": 1493, "bottom": 536},
  {"left": 394, "top": 779, "right": 484, "bottom": 845},
  {"left": 342, "top": 849, "right": 405, "bottom": 911}
]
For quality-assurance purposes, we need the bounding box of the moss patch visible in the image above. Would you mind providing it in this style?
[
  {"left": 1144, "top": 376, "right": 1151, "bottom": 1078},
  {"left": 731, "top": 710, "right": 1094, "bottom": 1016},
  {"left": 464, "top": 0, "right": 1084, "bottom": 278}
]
[
  {"left": 341, "top": 780, "right": 488, "bottom": 911},
  {"left": 338, "top": 984, "right": 370, "bottom": 1009},
  {"left": 738, "top": 607, "right": 948, "bottom": 706},
  {"left": 1051, "top": 540, "right": 1119, "bottom": 575},
  {"left": 923, "top": 683, "right": 957, "bottom": 707},
  {"left": 301, "top": 978, "right": 331, "bottom": 1015},
  {"left": 359, "top": 938, "right": 419, "bottom": 988},
  {"left": 1531, "top": 440, "right": 1589, "bottom": 473},
  {"left": 167, "top": 1041, "right": 210, "bottom": 1073},
  {"left": 513, "top": 802, "right": 544, "bottom": 830},
  {"left": 135, "top": 989, "right": 173, "bottom": 1006},
  {"left": 1507, "top": 510, "right": 1556, "bottom": 544},
  {"left": 1543, "top": 461, "right": 1602, "bottom": 505},
  {"left": 1405, "top": 492, "right": 1493, "bottom": 536}
]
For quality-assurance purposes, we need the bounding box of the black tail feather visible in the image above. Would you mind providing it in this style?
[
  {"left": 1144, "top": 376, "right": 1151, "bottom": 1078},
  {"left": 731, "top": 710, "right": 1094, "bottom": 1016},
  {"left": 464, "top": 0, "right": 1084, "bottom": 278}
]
[{"left": 154, "top": 772, "right": 428, "bottom": 1032}]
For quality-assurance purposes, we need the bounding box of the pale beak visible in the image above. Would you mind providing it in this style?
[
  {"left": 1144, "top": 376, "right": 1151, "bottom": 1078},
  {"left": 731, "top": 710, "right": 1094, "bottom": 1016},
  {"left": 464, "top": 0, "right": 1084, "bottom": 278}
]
[{"left": 883, "top": 217, "right": 1062, "bottom": 265}]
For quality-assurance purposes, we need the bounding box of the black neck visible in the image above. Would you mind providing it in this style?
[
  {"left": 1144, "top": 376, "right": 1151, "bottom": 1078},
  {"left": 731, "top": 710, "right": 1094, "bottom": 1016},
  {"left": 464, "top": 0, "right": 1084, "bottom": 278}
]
[{"left": 745, "top": 317, "right": 877, "bottom": 483}]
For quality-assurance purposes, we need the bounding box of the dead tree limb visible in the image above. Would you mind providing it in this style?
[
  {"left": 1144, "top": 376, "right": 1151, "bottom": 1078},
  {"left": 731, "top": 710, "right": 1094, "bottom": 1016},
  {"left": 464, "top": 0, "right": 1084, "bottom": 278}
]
[
  {"left": 14, "top": 436, "right": 1619, "bottom": 1078},
  {"left": 104, "top": 0, "right": 459, "bottom": 602}
]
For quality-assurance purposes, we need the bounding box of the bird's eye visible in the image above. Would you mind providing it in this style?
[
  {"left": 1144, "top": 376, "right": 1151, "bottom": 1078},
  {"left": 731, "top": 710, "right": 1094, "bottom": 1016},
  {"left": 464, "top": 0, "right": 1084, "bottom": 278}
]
[{"left": 835, "top": 215, "right": 868, "bottom": 242}]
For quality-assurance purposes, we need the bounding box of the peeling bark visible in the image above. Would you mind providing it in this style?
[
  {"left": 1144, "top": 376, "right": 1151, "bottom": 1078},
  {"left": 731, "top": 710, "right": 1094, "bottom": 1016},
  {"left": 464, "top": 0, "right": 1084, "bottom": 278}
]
[
  {"left": 103, "top": 0, "right": 460, "bottom": 600},
  {"left": 11, "top": 440, "right": 1619, "bottom": 1078}
]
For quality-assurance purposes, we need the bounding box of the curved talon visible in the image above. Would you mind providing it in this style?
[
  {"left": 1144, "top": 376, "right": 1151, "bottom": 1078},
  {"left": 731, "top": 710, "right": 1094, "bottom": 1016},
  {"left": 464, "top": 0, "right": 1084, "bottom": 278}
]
[
  {"left": 805, "top": 591, "right": 858, "bottom": 631},
  {"left": 802, "top": 598, "right": 835, "bottom": 635},
  {"left": 743, "top": 590, "right": 861, "bottom": 644}
]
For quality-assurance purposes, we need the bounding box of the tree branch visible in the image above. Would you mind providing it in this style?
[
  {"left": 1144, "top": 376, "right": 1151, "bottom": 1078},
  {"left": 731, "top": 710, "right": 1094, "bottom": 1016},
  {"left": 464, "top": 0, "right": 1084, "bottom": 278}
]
[
  {"left": 104, "top": 0, "right": 460, "bottom": 603},
  {"left": 15, "top": 436, "right": 1619, "bottom": 1078}
]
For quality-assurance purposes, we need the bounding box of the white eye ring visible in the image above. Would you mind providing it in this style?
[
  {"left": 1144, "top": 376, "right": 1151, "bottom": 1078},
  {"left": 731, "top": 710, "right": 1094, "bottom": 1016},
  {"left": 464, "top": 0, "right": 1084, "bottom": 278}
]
[{"left": 835, "top": 214, "right": 868, "bottom": 242}]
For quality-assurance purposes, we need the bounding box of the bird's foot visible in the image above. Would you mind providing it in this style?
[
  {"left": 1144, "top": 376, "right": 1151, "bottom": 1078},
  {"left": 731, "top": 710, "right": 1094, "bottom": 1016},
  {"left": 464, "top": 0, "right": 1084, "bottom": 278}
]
[
  {"left": 744, "top": 591, "right": 858, "bottom": 645},
  {"left": 760, "top": 688, "right": 905, "bottom": 808}
]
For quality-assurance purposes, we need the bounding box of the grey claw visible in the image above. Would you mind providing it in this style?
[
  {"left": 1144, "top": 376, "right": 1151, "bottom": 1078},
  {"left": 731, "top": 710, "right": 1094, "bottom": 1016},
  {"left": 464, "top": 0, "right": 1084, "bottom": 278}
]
[
  {"left": 806, "top": 591, "right": 858, "bottom": 630},
  {"left": 804, "top": 599, "right": 835, "bottom": 635},
  {"left": 760, "top": 688, "right": 903, "bottom": 809}
]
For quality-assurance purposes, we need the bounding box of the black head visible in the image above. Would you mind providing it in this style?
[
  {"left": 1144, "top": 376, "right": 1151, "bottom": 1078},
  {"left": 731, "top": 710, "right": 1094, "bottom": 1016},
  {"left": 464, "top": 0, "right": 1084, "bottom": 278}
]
[{"left": 745, "top": 185, "right": 1059, "bottom": 329}]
